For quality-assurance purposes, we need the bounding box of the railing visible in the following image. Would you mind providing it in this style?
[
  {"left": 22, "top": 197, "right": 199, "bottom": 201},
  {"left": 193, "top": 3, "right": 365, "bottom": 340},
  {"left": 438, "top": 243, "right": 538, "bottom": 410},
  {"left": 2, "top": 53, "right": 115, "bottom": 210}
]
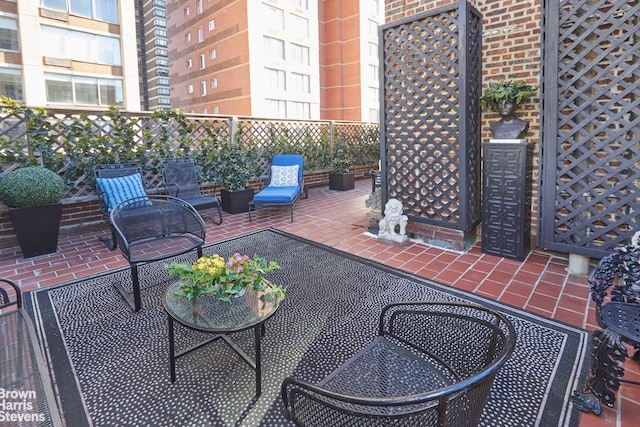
[{"left": 0, "top": 105, "right": 380, "bottom": 203}]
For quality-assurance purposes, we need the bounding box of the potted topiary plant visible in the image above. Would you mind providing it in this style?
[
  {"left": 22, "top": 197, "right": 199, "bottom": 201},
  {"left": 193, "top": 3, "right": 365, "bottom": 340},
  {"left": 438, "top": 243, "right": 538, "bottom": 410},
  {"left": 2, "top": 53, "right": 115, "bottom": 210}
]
[
  {"left": 329, "top": 142, "right": 354, "bottom": 191},
  {"left": 215, "top": 140, "right": 257, "bottom": 214},
  {"left": 0, "top": 166, "right": 65, "bottom": 258},
  {"left": 480, "top": 80, "right": 536, "bottom": 140}
]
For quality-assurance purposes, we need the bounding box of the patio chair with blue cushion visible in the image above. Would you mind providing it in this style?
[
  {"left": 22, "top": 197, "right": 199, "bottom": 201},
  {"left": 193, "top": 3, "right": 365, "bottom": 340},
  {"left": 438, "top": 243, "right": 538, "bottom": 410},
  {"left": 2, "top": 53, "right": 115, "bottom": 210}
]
[
  {"left": 248, "top": 154, "right": 308, "bottom": 222},
  {"left": 94, "top": 164, "right": 149, "bottom": 250},
  {"left": 161, "top": 158, "right": 223, "bottom": 225}
]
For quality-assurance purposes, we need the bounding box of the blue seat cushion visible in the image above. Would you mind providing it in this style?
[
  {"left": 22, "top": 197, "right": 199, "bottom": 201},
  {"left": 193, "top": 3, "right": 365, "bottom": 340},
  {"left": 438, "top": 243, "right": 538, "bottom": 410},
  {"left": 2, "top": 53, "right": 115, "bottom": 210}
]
[
  {"left": 253, "top": 186, "right": 299, "bottom": 203},
  {"left": 96, "top": 173, "right": 149, "bottom": 211}
]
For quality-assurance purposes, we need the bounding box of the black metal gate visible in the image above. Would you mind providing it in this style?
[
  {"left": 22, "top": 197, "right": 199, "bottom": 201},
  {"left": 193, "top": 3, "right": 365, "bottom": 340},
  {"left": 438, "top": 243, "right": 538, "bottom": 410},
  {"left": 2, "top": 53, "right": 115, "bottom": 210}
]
[
  {"left": 539, "top": 0, "right": 639, "bottom": 258},
  {"left": 379, "top": 1, "right": 483, "bottom": 232}
]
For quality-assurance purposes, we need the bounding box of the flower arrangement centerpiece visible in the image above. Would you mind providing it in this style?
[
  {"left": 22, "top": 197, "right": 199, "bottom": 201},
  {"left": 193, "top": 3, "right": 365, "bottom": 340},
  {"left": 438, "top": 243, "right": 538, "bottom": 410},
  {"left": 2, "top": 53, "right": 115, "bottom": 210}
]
[{"left": 166, "top": 253, "right": 284, "bottom": 302}]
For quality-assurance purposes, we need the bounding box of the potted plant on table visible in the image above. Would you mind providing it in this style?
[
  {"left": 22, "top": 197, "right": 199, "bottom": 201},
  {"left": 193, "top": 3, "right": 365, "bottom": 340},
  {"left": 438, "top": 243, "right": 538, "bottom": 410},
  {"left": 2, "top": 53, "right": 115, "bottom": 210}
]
[
  {"left": 215, "top": 140, "right": 257, "bottom": 214},
  {"left": 0, "top": 166, "right": 65, "bottom": 258},
  {"left": 480, "top": 79, "right": 536, "bottom": 140},
  {"left": 329, "top": 141, "right": 354, "bottom": 191},
  {"left": 166, "top": 253, "right": 285, "bottom": 302}
]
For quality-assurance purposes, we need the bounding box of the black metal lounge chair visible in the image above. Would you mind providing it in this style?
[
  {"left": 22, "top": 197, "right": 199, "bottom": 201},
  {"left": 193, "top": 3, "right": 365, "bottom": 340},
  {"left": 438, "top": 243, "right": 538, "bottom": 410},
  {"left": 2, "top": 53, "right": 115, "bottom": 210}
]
[
  {"left": 282, "top": 301, "right": 516, "bottom": 427},
  {"left": 248, "top": 154, "right": 308, "bottom": 222},
  {"left": 109, "top": 195, "right": 206, "bottom": 312},
  {"left": 161, "top": 158, "right": 223, "bottom": 225},
  {"left": 572, "top": 231, "right": 640, "bottom": 415},
  {"left": 94, "top": 163, "right": 149, "bottom": 250}
]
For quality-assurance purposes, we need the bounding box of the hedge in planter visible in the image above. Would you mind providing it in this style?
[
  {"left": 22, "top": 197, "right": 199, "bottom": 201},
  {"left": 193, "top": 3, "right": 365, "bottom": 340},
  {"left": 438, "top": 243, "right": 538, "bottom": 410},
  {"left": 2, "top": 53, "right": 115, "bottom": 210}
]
[{"left": 0, "top": 166, "right": 65, "bottom": 258}]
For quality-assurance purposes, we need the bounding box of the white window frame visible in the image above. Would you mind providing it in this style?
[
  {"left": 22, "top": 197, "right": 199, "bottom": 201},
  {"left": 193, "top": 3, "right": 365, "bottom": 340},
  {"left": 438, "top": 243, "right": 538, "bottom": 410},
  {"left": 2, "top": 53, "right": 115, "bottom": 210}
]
[
  {"left": 200, "top": 81, "right": 206, "bottom": 96},
  {"left": 199, "top": 54, "right": 205, "bottom": 69},
  {"left": 209, "top": 49, "right": 217, "bottom": 59},
  {"left": 186, "top": 59, "right": 192, "bottom": 68},
  {"left": 211, "top": 78, "right": 217, "bottom": 88},
  {"left": 188, "top": 84, "right": 194, "bottom": 94},
  {"left": 198, "top": 26, "right": 204, "bottom": 42},
  {"left": 209, "top": 20, "right": 215, "bottom": 31}
]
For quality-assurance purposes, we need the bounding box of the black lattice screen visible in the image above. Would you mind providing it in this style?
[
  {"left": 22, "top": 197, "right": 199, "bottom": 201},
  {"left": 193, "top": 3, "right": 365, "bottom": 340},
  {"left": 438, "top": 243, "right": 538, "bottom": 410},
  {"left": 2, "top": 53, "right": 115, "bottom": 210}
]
[
  {"left": 540, "top": 0, "right": 639, "bottom": 258},
  {"left": 380, "top": 2, "right": 482, "bottom": 232}
]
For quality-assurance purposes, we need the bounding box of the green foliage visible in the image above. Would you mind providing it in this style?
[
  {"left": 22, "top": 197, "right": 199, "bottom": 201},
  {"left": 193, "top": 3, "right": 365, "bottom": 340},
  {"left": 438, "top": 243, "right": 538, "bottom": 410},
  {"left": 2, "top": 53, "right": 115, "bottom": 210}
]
[
  {"left": 332, "top": 136, "right": 352, "bottom": 174},
  {"left": 214, "top": 135, "right": 258, "bottom": 191},
  {"left": 480, "top": 80, "right": 536, "bottom": 112},
  {"left": 0, "top": 166, "right": 64, "bottom": 208}
]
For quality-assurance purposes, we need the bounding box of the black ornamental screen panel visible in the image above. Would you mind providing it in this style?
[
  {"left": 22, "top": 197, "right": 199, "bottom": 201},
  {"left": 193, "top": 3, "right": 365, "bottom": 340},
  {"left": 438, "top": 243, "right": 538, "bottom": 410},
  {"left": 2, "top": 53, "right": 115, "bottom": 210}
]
[
  {"left": 540, "top": 0, "right": 640, "bottom": 258},
  {"left": 380, "top": 2, "right": 482, "bottom": 232}
]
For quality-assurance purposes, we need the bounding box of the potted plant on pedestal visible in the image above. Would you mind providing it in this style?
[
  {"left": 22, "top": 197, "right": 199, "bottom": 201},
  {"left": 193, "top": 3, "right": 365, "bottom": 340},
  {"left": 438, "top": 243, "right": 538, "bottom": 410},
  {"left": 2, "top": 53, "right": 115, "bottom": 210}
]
[
  {"left": 329, "top": 142, "right": 354, "bottom": 191},
  {"left": 216, "top": 140, "right": 257, "bottom": 214},
  {"left": 0, "top": 166, "right": 65, "bottom": 258}
]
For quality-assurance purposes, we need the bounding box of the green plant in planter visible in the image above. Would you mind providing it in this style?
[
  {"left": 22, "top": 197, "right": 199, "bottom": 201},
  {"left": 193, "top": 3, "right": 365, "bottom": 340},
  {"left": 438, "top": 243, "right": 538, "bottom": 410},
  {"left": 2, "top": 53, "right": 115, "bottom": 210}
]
[
  {"left": 215, "top": 140, "right": 258, "bottom": 191},
  {"left": 0, "top": 166, "right": 64, "bottom": 208},
  {"left": 332, "top": 143, "right": 352, "bottom": 174},
  {"left": 480, "top": 80, "right": 536, "bottom": 112}
]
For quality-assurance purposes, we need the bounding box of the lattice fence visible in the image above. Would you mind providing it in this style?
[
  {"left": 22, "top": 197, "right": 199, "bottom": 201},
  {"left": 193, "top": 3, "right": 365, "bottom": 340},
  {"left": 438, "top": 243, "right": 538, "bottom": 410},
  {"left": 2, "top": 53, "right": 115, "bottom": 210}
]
[
  {"left": 380, "top": 2, "right": 482, "bottom": 231},
  {"left": 540, "top": 0, "right": 639, "bottom": 257},
  {"left": 0, "top": 108, "right": 379, "bottom": 203}
]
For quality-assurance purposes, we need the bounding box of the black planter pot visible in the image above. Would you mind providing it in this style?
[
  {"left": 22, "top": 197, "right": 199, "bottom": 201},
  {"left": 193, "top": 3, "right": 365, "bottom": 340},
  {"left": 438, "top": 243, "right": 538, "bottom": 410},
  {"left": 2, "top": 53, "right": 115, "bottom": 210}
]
[
  {"left": 221, "top": 188, "right": 255, "bottom": 214},
  {"left": 329, "top": 172, "right": 355, "bottom": 191},
  {"left": 9, "top": 203, "right": 62, "bottom": 258}
]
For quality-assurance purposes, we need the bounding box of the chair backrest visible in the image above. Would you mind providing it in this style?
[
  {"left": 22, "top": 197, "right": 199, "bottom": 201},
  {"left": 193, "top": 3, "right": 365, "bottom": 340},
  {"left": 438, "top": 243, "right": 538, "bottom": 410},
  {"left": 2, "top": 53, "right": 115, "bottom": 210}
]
[
  {"left": 269, "top": 154, "right": 304, "bottom": 186},
  {"left": 589, "top": 231, "right": 640, "bottom": 313},
  {"left": 0, "top": 278, "right": 21, "bottom": 310},
  {"left": 161, "top": 158, "right": 203, "bottom": 199},
  {"left": 94, "top": 164, "right": 147, "bottom": 216}
]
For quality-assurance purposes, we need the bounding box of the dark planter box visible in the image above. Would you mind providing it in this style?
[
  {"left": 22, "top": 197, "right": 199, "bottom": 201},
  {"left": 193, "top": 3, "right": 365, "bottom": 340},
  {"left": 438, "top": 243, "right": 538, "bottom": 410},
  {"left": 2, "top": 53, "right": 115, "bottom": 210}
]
[
  {"left": 9, "top": 203, "right": 62, "bottom": 258},
  {"left": 221, "top": 188, "right": 255, "bottom": 214},
  {"left": 329, "top": 173, "right": 355, "bottom": 191}
]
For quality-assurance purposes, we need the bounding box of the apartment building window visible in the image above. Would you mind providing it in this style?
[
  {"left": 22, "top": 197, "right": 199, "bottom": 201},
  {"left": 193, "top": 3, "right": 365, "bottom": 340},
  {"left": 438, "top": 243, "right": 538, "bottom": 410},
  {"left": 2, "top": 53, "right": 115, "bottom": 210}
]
[
  {"left": 42, "top": 25, "right": 121, "bottom": 66},
  {"left": 291, "top": 43, "right": 309, "bottom": 65},
  {"left": 154, "top": 29, "right": 167, "bottom": 38},
  {"left": 369, "top": 42, "right": 377, "bottom": 57},
  {"left": 199, "top": 54, "right": 205, "bottom": 69},
  {"left": 368, "top": 19, "right": 378, "bottom": 37},
  {"left": 153, "top": 9, "right": 166, "bottom": 18},
  {"left": 42, "top": 0, "right": 119, "bottom": 24},
  {"left": 197, "top": 0, "right": 203, "bottom": 14},
  {"left": 266, "top": 6, "right": 284, "bottom": 31},
  {"left": 198, "top": 27, "right": 204, "bottom": 42},
  {"left": 264, "top": 37, "right": 285, "bottom": 60},
  {"left": 369, "top": 86, "right": 379, "bottom": 102},
  {"left": 154, "top": 19, "right": 166, "bottom": 28},
  {"left": 156, "top": 48, "right": 168, "bottom": 57},
  {"left": 369, "top": 108, "right": 379, "bottom": 123},
  {"left": 158, "top": 87, "right": 170, "bottom": 96},
  {"left": 267, "top": 99, "right": 286, "bottom": 118},
  {"left": 213, "top": 106, "right": 219, "bottom": 114},
  {"left": 369, "top": 64, "right": 378, "bottom": 80},
  {"left": 0, "top": 68, "right": 23, "bottom": 101},
  {"left": 0, "top": 17, "right": 19, "bottom": 51},
  {"left": 291, "top": 101, "right": 310, "bottom": 119},
  {"left": 292, "top": 0, "right": 309, "bottom": 9},
  {"left": 266, "top": 68, "right": 285, "bottom": 91},
  {"left": 184, "top": 6, "right": 190, "bottom": 16},
  {"left": 209, "top": 49, "right": 217, "bottom": 59},
  {"left": 158, "top": 78, "right": 169, "bottom": 86},
  {"left": 188, "top": 84, "right": 193, "bottom": 94},
  {"left": 158, "top": 98, "right": 171, "bottom": 105},
  {"left": 155, "top": 39, "right": 167, "bottom": 47},
  {"left": 202, "top": 108, "right": 207, "bottom": 114},
  {"left": 211, "top": 78, "right": 217, "bottom": 88},
  {"left": 185, "top": 33, "right": 191, "bottom": 43},
  {"left": 187, "top": 59, "right": 192, "bottom": 68},
  {"left": 152, "top": 0, "right": 165, "bottom": 6},
  {"left": 44, "top": 73, "right": 123, "bottom": 106},
  {"left": 200, "top": 81, "right": 206, "bottom": 96},
  {"left": 291, "top": 15, "right": 309, "bottom": 37},
  {"left": 292, "top": 73, "right": 310, "bottom": 93},
  {"left": 209, "top": 20, "right": 215, "bottom": 31},
  {"left": 156, "top": 58, "right": 169, "bottom": 67}
]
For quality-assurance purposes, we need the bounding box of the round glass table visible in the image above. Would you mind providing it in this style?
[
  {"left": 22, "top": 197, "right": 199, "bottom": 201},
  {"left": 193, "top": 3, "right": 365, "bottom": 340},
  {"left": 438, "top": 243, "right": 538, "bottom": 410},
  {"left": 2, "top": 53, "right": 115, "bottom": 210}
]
[{"left": 162, "top": 280, "right": 283, "bottom": 396}]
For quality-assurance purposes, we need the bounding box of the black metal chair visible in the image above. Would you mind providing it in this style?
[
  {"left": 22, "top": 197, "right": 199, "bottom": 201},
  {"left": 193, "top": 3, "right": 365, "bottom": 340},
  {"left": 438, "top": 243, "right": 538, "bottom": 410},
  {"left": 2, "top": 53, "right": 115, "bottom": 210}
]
[
  {"left": 110, "top": 195, "right": 206, "bottom": 312},
  {"left": 161, "top": 158, "right": 223, "bottom": 225},
  {"left": 282, "top": 301, "right": 516, "bottom": 427},
  {"left": 94, "top": 163, "right": 149, "bottom": 250},
  {"left": 572, "top": 231, "right": 640, "bottom": 415}
]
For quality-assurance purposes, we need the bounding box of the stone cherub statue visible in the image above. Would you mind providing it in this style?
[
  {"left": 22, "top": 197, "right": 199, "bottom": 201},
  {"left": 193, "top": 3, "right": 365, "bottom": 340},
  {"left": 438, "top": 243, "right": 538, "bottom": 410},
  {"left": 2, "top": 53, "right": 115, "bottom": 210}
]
[{"left": 378, "top": 199, "right": 408, "bottom": 244}]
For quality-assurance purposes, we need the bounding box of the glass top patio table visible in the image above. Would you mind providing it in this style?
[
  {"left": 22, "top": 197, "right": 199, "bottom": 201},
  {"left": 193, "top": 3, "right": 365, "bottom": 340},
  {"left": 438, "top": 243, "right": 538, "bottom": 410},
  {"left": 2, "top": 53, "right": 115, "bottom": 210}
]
[{"left": 161, "top": 280, "right": 283, "bottom": 396}]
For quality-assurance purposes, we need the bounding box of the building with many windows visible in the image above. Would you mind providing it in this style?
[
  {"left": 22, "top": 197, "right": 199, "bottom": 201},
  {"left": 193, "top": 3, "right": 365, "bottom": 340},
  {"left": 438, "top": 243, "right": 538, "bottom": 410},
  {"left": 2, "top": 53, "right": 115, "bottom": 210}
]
[
  {"left": 166, "top": 0, "right": 383, "bottom": 121},
  {"left": 0, "top": 0, "right": 140, "bottom": 110}
]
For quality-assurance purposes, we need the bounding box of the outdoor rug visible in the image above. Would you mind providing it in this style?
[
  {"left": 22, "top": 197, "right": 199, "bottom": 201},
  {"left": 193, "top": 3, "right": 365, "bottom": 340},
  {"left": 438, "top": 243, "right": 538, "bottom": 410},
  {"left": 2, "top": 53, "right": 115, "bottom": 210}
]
[{"left": 27, "top": 228, "right": 589, "bottom": 426}]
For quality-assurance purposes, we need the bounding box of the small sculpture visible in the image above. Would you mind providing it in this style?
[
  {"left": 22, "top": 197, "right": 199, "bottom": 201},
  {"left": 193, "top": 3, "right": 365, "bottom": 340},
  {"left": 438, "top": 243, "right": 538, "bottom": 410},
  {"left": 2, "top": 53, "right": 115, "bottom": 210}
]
[
  {"left": 489, "top": 100, "right": 530, "bottom": 139},
  {"left": 378, "top": 199, "right": 408, "bottom": 244},
  {"left": 480, "top": 80, "right": 536, "bottom": 140}
]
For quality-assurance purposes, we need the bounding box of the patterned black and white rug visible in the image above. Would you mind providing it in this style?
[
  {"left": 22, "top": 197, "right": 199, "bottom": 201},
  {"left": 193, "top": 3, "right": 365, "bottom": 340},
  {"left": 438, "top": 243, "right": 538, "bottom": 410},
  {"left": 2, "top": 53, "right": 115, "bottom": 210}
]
[{"left": 28, "top": 229, "right": 589, "bottom": 426}]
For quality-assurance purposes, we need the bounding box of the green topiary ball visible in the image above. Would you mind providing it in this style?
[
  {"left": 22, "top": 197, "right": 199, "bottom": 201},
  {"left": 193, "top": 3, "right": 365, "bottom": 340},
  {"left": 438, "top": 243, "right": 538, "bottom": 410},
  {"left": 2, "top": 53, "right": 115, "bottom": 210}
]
[{"left": 0, "top": 166, "right": 65, "bottom": 208}]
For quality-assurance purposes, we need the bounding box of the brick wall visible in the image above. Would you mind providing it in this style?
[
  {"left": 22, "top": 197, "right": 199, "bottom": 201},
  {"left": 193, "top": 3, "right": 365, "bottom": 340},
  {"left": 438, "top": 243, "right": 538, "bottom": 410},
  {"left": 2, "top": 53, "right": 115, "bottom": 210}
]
[{"left": 384, "top": 0, "right": 542, "bottom": 235}]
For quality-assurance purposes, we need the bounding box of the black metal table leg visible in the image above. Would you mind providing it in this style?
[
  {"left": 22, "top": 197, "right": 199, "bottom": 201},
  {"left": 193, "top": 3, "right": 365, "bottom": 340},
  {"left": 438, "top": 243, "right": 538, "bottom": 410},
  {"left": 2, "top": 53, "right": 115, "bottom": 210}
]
[
  {"left": 254, "top": 323, "right": 262, "bottom": 397},
  {"left": 168, "top": 315, "right": 176, "bottom": 383}
]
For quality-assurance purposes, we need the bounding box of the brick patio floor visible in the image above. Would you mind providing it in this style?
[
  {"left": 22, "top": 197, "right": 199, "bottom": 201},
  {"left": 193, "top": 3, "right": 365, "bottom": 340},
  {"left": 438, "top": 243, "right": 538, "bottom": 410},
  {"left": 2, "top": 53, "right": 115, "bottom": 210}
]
[{"left": 0, "top": 178, "right": 636, "bottom": 426}]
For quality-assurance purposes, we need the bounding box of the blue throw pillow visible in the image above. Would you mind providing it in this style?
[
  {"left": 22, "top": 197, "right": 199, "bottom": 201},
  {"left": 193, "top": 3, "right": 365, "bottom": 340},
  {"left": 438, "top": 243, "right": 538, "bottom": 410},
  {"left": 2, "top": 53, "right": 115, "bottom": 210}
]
[{"left": 96, "top": 173, "right": 148, "bottom": 211}]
